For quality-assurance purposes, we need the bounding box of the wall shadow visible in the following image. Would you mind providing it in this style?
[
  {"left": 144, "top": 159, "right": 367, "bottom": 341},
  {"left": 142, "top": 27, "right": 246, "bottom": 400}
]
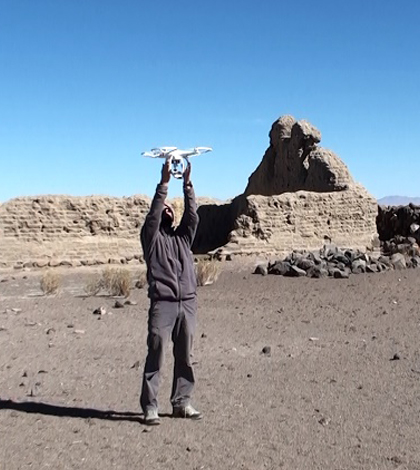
[{"left": 193, "top": 202, "right": 236, "bottom": 254}]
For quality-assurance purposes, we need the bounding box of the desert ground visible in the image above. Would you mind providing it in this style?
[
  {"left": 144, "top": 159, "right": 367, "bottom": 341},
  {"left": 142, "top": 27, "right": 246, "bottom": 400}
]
[{"left": 1, "top": 264, "right": 420, "bottom": 470}]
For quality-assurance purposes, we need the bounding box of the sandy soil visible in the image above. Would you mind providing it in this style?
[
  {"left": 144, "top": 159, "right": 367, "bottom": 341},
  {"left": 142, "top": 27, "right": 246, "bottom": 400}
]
[{"left": 1, "top": 265, "right": 420, "bottom": 470}]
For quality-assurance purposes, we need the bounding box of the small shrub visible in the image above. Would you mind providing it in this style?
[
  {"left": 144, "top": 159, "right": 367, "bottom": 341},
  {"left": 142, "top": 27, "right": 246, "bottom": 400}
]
[
  {"left": 84, "top": 267, "right": 132, "bottom": 297},
  {"left": 101, "top": 266, "right": 115, "bottom": 292},
  {"left": 108, "top": 268, "right": 131, "bottom": 297},
  {"left": 84, "top": 274, "right": 103, "bottom": 296},
  {"left": 40, "top": 270, "right": 60, "bottom": 295},
  {"left": 196, "top": 259, "right": 220, "bottom": 286},
  {"left": 135, "top": 269, "right": 148, "bottom": 289}
]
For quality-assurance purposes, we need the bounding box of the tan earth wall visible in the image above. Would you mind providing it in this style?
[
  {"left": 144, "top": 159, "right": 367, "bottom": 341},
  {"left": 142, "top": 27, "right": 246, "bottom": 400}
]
[
  {"left": 0, "top": 187, "right": 378, "bottom": 269},
  {"left": 224, "top": 185, "right": 379, "bottom": 257},
  {"left": 0, "top": 195, "right": 152, "bottom": 268}
]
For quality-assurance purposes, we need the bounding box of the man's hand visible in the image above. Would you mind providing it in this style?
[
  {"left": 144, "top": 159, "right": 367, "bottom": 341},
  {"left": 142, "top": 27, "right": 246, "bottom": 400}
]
[
  {"left": 161, "top": 159, "right": 171, "bottom": 184},
  {"left": 183, "top": 161, "right": 192, "bottom": 185}
]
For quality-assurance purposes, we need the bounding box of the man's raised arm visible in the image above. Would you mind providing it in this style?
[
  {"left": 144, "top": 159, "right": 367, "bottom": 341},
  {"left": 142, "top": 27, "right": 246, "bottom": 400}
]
[
  {"left": 141, "top": 160, "right": 171, "bottom": 247},
  {"left": 178, "top": 162, "right": 199, "bottom": 245}
]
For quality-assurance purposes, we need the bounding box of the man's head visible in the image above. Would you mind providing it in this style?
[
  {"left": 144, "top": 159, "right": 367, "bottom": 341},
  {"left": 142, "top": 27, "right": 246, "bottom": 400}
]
[{"left": 161, "top": 203, "right": 175, "bottom": 228}]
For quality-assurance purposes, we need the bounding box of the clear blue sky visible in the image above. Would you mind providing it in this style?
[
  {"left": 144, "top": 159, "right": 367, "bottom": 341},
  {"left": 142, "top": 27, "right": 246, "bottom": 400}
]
[{"left": 1, "top": 0, "right": 419, "bottom": 202}]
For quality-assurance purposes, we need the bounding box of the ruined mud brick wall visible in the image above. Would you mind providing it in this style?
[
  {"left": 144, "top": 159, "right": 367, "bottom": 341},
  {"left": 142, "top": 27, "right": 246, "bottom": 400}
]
[
  {"left": 0, "top": 195, "right": 219, "bottom": 268},
  {"left": 0, "top": 195, "right": 152, "bottom": 268},
  {"left": 222, "top": 186, "right": 378, "bottom": 256},
  {"left": 0, "top": 115, "right": 379, "bottom": 267}
]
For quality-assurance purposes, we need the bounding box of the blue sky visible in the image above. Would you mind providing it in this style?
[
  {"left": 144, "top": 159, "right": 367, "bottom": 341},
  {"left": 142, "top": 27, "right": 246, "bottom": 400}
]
[{"left": 1, "top": 0, "right": 419, "bottom": 202}]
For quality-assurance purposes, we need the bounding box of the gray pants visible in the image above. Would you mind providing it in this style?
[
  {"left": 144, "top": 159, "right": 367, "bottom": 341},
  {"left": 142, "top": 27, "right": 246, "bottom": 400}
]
[{"left": 140, "top": 298, "right": 197, "bottom": 412}]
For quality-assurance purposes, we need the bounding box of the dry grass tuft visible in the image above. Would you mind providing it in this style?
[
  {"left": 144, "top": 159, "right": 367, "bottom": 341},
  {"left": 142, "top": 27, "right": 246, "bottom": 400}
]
[
  {"left": 101, "top": 266, "right": 115, "bottom": 293},
  {"left": 83, "top": 267, "right": 132, "bottom": 297},
  {"left": 40, "top": 270, "right": 61, "bottom": 295},
  {"left": 196, "top": 259, "right": 220, "bottom": 286},
  {"left": 106, "top": 267, "right": 131, "bottom": 297},
  {"left": 84, "top": 274, "right": 103, "bottom": 296},
  {"left": 135, "top": 269, "right": 148, "bottom": 289}
]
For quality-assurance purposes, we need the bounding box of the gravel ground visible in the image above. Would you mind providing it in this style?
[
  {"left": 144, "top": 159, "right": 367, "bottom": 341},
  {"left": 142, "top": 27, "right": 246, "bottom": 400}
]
[{"left": 1, "top": 266, "right": 420, "bottom": 470}]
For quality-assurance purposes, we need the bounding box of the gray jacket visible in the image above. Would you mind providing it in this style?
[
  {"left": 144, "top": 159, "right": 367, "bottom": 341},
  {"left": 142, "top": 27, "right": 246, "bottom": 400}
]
[{"left": 141, "top": 183, "right": 199, "bottom": 301}]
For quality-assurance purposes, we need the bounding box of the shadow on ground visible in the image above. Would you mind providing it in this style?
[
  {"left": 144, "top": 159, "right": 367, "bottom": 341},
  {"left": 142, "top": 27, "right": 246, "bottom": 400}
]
[{"left": 0, "top": 399, "right": 146, "bottom": 423}]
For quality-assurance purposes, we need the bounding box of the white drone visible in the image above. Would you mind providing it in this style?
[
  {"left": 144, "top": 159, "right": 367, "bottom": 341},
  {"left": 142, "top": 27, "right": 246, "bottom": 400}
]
[{"left": 142, "top": 146, "right": 212, "bottom": 179}]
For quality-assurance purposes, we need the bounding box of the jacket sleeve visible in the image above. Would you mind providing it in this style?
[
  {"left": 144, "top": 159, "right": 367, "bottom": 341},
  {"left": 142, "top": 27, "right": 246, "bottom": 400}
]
[
  {"left": 140, "top": 183, "right": 168, "bottom": 249},
  {"left": 177, "top": 182, "right": 199, "bottom": 246}
]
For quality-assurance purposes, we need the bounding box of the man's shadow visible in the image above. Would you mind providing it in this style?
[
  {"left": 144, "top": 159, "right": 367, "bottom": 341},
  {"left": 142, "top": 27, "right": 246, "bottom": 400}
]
[{"left": 0, "top": 399, "right": 171, "bottom": 424}]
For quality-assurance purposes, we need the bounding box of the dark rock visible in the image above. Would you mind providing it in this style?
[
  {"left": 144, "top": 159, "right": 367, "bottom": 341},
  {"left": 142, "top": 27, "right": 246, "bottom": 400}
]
[
  {"left": 307, "top": 266, "right": 329, "bottom": 278},
  {"left": 351, "top": 259, "right": 366, "bottom": 274},
  {"left": 114, "top": 300, "right": 124, "bottom": 309},
  {"left": 262, "top": 346, "right": 271, "bottom": 355},
  {"left": 296, "top": 258, "right": 315, "bottom": 271},
  {"left": 390, "top": 353, "right": 400, "bottom": 361},
  {"left": 411, "top": 256, "right": 420, "bottom": 267},
  {"left": 344, "top": 250, "right": 355, "bottom": 262},
  {"left": 331, "top": 268, "right": 350, "bottom": 279},
  {"left": 366, "top": 264, "right": 378, "bottom": 273},
  {"left": 93, "top": 306, "right": 107, "bottom": 315},
  {"left": 378, "top": 263, "right": 389, "bottom": 272},
  {"left": 308, "top": 252, "right": 322, "bottom": 265},
  {"left": 321, "top": 244, "right": 338, "bottom": 258},
  {"left": 390, "top": 253, "right": 407, "bottom": 270},
  {"left": 378, "top": 255, "right": 391, "bottom": 266},
  {"left": 254, "top": 264, "right": 268, "bottom": 276},
  {"left": 268, "top": 261, "right": 291, "bottom": 276},
  {"left": 287, "top": 266, "right": 307, "bottom": 277},
  {"left": 334, "top": 254, "right": 350, "bottom": 266}
]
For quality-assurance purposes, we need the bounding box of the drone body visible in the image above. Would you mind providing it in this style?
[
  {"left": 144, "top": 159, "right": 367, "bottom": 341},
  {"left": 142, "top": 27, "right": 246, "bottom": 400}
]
[{"left": 142, "top": 147, "right": 212, "bottom": 179}]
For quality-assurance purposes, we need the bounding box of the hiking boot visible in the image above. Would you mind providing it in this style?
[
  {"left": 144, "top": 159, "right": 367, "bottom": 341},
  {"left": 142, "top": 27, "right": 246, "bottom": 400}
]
[
  {"left": 143, "top": 408, "right": 161, "bottom": 425},
  {"left": 172, "top": 404, "right": 203, "bottom": 420}
]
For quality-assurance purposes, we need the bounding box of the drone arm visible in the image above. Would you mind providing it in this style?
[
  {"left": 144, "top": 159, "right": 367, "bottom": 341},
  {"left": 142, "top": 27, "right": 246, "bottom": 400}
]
[
  {"left": 140, "top": 183, "right": 168, "bottom": 249},
  {"left": 177, "top": 182, "right": 199, "bottom": 246}
]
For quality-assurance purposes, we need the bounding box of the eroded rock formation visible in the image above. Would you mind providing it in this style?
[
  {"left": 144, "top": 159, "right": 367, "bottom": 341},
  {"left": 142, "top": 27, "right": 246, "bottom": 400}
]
[{"left": 244, "top": 115, "right": 353, "bottom": 196}]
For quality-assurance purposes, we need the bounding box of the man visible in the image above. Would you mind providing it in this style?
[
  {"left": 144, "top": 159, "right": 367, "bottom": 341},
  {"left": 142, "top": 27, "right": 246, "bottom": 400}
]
[{"left": 140, "top": 159, "right": 202, "bottom": 425}]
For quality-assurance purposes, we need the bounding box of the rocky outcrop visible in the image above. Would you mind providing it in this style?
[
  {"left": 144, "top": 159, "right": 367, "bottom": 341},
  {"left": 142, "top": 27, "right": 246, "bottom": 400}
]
[{"left": 244, "top": 116, "right": 353, "bottom": 196}]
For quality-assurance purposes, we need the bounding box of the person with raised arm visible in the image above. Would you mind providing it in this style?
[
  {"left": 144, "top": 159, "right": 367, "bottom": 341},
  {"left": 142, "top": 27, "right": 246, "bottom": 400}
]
[{"left": 140, "top": 159, "right": 202, "bottom": 425}]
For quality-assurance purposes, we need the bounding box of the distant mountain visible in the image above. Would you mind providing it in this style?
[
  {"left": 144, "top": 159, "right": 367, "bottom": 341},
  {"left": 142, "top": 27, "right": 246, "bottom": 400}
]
[{"left": 378, "top": 195, "right": 420, "bottom": 206}]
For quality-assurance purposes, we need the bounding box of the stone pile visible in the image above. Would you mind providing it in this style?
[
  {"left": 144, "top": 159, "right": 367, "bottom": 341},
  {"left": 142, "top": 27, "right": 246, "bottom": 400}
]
[
  {"left": 377, "top": 204, "right": 420, "bottom": 258},
  {"left": 377, "top": 204, "right": 420, "bottom": 242},
  {"left": 254, "top": 244, "right": 420, "bottom": 279}
]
